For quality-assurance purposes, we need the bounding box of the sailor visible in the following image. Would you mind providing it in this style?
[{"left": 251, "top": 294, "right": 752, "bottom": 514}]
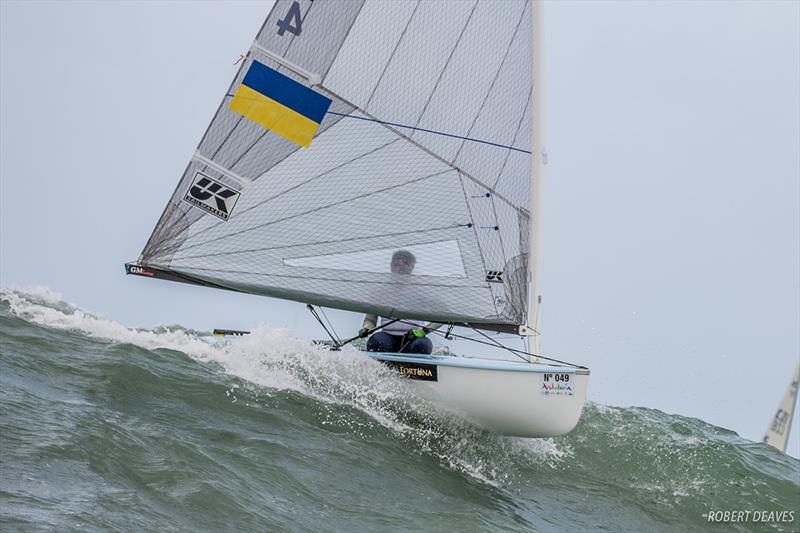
[{"left": 358, "top": 250, "right": 438, "bottom": 354}]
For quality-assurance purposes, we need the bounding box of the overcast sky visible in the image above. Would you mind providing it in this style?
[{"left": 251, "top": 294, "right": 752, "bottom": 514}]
[{"left": 1, "top": 0, "right": 798, "bottom": 457}]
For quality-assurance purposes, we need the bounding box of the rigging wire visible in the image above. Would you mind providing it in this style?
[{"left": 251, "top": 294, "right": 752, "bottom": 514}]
[
  {"left": 466, "top": 325, "right": 531, "bottom": 364},
  {"left": 306, "top": 304, "right": 340, "bottom": 346},
  {"left": 391, "top": 319, "right": 586, "bottom": 369},
  {"left": 325, "top": 112, "right": 532, "bottom": 154},
  {"left": 318, "top": 306, "right": 339, "bottom": 341}
]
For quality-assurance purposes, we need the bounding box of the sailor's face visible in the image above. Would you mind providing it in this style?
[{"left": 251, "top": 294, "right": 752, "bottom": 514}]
[{"left": 391, "top": 259, "right": 414, "bottom": 275}]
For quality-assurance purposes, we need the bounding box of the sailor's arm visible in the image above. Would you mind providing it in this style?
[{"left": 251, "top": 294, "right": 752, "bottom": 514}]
[
  {"left": 423, "top": 322, "right": 443, "bottom": 334},
  {"left": 407, "top": 322, "right": 443, "bottom": 340},
  {"left": 359, "top": 314, "right": 377, "bottom": 337}
]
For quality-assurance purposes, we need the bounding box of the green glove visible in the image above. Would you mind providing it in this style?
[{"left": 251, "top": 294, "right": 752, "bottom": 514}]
[
  {"left": 358, "top": 327, "right": 370, "bottom": 338},
  {"left": 410, "top": 328, "right": 426, "bottom": 338}
]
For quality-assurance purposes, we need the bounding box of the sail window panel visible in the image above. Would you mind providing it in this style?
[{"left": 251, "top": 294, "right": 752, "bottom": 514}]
[
  {"left": 175, "top": 250, "right": 477, "bottom": 287},
  {"left": 172, "top": 225, "right": 463, "bottom": 267},
  {"left": 170, "top": 236, "right": 482, "bottom": 290},
  {"left": 283, "top": 240, "right": 466, "bottom": 278},
  {"left": 173, "top": 224, "right": 468, "bottom": 265},
  {"left": 363, "top": 1, "right": 475, "bottom": 127},
  {"left": 410, "top": 1, "right": 527, "bottom": 164},
  {"left": 169, "top": 266, "right": 499, "bottom": 324},
  {"left": 256, "top": 0, "right": 365, "bottom": 80},
  {"left": 323, "top": 0, "right": 418, "bottom": 109},
  {"left": 280, "top": 227, "right": 481, "bottom": 275},
  {"left": 169, "top": 226, "right": 499, "bottom": 322},
  {"left": 169, "top": 206, "right": 485, "bottom": 296}
]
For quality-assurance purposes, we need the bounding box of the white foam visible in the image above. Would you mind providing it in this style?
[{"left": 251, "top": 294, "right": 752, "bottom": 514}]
[
  {"left": 1, "top": 286, "right": 219, "bottom": 359},
  {"left": 0, "top": 286, "right": 420, "bottom": 431}
]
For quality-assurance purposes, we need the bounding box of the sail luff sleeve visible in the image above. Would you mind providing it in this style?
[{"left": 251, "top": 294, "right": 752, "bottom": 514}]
[{"left": 528, "top": 0, "right": 546, "bottom": 347}]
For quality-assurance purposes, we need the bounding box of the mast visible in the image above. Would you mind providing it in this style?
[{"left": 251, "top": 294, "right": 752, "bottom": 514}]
[
  {"left": 762, "top": 364, "right": 800, "bottom": 453},
  {"left": 528, "top": 0, "right": 547, "bottom": 357}
]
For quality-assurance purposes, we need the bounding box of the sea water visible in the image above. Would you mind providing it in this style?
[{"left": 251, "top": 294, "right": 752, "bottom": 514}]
[{"left": 1, "top": 288, "right": 798, "bottom": 532}]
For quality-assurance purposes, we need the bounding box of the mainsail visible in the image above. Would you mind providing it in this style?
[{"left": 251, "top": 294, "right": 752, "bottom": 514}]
[
  {"left": 762, "top": 364, "right": 799, "bottom": 453},
  {"left": 134, "top": 0, "right": 538, "bottom": 329}
]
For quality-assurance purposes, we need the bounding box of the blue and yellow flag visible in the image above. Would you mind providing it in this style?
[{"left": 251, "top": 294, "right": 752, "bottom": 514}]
[{"left": 229, "top": 61, "right": 332, "bottom": 148}]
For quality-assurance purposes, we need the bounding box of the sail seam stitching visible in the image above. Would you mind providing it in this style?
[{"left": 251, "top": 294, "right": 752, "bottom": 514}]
[
  {"left": 363, "top": 0, "right": 422, "bottom": 110},
  {"left": 410, "top": 0, "right": 479, "bottom": 131},
  {"left": 451, "top": 0, "right": 530, "bottom": 165}
]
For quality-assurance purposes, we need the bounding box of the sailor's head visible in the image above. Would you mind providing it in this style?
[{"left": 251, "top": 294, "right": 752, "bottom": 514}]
[{"left": 390, "top": 250, "right": 416, "bottom": 275}]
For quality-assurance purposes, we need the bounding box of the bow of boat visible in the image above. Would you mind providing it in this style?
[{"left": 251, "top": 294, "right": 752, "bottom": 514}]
[{"left": 363, "top": 351, "right": 590, "bottom": 438}]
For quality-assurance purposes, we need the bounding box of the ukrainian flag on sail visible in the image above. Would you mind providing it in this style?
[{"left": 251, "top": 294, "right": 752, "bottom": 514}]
[{"left": 229, "top": 60, "right": 332, "bottom": 148}]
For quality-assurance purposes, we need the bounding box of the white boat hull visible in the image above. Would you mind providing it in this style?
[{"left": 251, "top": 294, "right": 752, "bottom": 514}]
[{"left": 363, "top": 352, "right": 590, "bottom": 437}]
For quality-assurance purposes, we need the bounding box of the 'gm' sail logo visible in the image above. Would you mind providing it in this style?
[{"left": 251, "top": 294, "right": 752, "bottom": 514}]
[{"left": 183, "top": 172, "right": 240, "bottom": 221}]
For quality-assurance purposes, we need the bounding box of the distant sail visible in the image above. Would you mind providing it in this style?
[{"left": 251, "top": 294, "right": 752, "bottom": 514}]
[
  {"left": 138, "top": 0, "right": 535, "bottom": 327},
  {"left": 762, "top": 364, "right": 799, "bottom": 453}
]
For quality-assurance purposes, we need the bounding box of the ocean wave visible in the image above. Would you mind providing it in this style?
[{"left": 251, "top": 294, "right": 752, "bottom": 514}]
[
  {"left": 0, "top": 287, "right": 569, "bottom": 485},
  {"left": 2, "top": 286, "right": 798, "bottom": 532}
]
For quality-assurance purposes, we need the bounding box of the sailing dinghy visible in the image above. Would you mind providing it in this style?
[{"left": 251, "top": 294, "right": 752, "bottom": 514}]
[
  {"left": 126, "top": 0, "right": 589, "bottom": 437},
  {"left": 762, "top": 364, "right": 799, "bottom": 453}
]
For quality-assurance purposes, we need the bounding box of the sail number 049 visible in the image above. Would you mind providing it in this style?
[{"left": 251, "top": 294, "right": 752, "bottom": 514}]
[{"left": 543, "top": 373, "right": 570, "bottom": 383}]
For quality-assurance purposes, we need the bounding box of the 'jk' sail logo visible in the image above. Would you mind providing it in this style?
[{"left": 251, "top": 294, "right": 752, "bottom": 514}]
[
  {"left": 183, "top": 172, "right": 241, "bottom": 221},
  {"left": 486, "top": 271, "right": 504, "bottom": 283}
]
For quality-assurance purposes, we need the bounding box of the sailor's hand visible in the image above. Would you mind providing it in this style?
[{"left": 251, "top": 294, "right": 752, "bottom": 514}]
[
  {"left": 410, "top": 328, "right": 426, "bottom": 338},
  {"left": 358, "top": 327, "right": 370, "bottom": 338}
]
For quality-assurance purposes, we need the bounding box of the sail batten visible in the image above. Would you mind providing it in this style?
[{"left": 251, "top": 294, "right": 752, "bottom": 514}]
[{"left": 137, "top": 0, "right": 536, "bottom": 326}]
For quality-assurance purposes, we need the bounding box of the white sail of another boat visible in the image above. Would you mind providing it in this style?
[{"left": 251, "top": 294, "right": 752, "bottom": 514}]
[{"left": 763, "top": 364, "right": 799, "bottom": 453}]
